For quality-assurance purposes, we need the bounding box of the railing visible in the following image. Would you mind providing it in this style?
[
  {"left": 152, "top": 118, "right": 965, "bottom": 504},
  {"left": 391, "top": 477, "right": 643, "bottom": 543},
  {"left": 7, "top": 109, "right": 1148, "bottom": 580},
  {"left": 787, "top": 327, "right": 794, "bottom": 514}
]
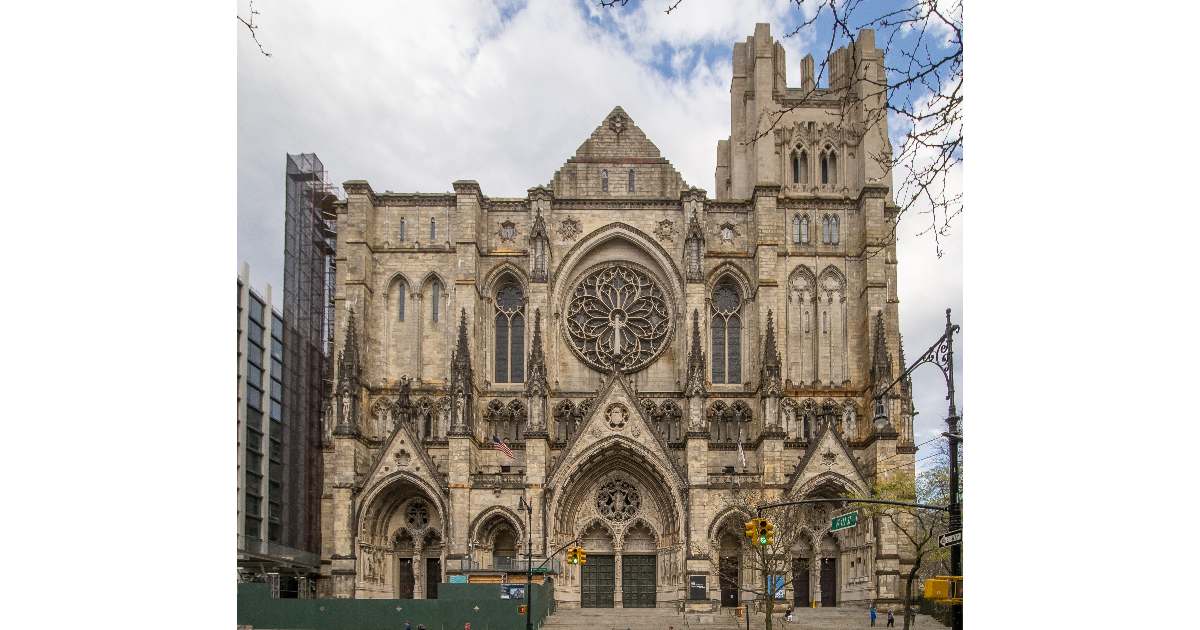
[{"left": 463, "top": 555, "right": 562, "bottom": 575}]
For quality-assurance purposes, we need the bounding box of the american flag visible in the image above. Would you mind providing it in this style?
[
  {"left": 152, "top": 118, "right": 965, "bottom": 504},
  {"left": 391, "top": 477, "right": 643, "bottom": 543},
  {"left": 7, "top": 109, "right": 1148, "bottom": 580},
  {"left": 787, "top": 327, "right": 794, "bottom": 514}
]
[{"left": 492, "top": 435, "right": 514, "bottom": 459}]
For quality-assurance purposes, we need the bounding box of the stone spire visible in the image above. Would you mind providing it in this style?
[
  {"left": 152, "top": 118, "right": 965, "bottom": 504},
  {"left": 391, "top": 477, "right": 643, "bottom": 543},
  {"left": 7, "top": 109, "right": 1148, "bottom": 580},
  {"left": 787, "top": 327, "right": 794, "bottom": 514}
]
[
  {"left": 683, "top": 207, "right": 705, "bottom": 283},
  {"left": 525, "top": 308, "right": 549, "bottom": 398},
  {"left": 760, "top": 309, "right": 782, "bottom": 397},
  {"left": 870, "top": 310, "right": 892, "bottom": 388},
  {"left": 684, "top": 309, "right": 707, "bottom": 397},
  {"left": 334, "top": 308, "right": 361, "bottom": 436},
  {"left": 448, "top": 308, "right": 474, "bottom": 433},
  {"left": 528, "top": 192, "right": 551, "bottom": 282}
]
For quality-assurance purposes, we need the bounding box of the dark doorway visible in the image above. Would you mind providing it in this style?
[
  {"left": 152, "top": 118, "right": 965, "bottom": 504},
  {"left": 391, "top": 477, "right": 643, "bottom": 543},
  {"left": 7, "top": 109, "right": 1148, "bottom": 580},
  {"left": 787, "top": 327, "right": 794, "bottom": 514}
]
[
  {"left": 621, "top": 555, "right": 657, "bottom": 608},
  {"left": 396, "top": 558, "right": 414, "bottom": 599},
  {"left": 425, "top": 557, "right": 441, "bottom": 599},
  {"left": 819, "top": 558, "right": 836, "bottom": 607},
  {"left": 581, "top": 554, "right": 615, "bottom": 608},
  {"left": 719, "top": 555, "right": 740, "bottom": 607},
  {"left": 792, "top": 557, "right": 810, "bottom": 607}
]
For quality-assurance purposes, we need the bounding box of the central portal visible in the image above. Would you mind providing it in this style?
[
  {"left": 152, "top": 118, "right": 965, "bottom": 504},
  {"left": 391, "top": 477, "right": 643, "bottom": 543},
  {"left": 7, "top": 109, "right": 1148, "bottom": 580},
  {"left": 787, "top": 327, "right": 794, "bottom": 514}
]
[{"left": 621, "top": 554, "right": 656, "bottom": 608}]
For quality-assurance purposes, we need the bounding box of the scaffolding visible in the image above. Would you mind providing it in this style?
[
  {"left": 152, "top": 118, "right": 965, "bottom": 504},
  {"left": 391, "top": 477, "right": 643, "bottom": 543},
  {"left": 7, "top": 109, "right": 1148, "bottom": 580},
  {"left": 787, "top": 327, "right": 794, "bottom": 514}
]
[{"left": 283, "top": 153, "right": 338, "bottom": 556}]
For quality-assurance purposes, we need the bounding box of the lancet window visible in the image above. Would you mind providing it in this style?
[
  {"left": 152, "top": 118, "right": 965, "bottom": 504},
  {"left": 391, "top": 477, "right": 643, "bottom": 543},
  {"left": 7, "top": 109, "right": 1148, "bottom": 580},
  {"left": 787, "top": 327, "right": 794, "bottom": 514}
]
[
  {"left": 710, "top": 277, "right": 743, "bottom": 384},
  {"left": 493, "top": 278, "right": 526, "bottom": 383}
]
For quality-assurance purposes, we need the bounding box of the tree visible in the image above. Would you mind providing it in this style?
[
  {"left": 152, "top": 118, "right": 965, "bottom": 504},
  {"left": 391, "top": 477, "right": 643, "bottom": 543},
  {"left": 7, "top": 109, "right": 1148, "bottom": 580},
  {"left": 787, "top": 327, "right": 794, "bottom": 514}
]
[
  {"left": 600, "top": 0, "right": 963, "bottom": 258},
  {"left": 857, "top": 460, "right": 953, "bottom": 630},
  {"left": 238, "top": 0, "right": 271, "bottom": 57},
  {"left": 707, "top": 482, "right": 851, "bottom": 630}
]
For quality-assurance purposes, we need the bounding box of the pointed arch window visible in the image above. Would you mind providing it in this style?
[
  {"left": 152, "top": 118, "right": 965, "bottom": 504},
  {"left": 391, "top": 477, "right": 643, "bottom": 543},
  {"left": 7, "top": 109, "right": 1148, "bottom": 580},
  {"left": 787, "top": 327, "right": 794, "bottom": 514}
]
[
  {"left": 792, "top": 149, "right": 809, "bottom": 185},
  {"left": 601, "top": 169, "right": 609, "bottom": 193},
  {"left": 710, "top": 278, "right": 743, "bottom": 384},
  {"left": 627, "top": 169, "right": 635, "bottom": 192},
  {"left": 822, "top": 215, "right": 832, "bottom": 244},
  {"left": 430, "top": 278, "right": 442, "bottom": 323},
  {"left": 801, "top": 215, "right": 810, "bottom": 244},
  {"left": 820, "top": 144, "right": 838, "bottom": 186},
  {"left": 830, "top": 215, "right": 840, "bottom": 245},
  {"left": 430, "top": 217, "right": 438, "bottom": 242},
  {"left": 494, "top": 279, "right": 525, "bottom": 383},
  {"left": 397, "top": 279, "right": 407, "bottom": 322},
  {"left": 399, "top": 217, "right": 407, "bottom": 242},
  {"left": 792, "top": 215, "right": 802, "bottom": 244}
]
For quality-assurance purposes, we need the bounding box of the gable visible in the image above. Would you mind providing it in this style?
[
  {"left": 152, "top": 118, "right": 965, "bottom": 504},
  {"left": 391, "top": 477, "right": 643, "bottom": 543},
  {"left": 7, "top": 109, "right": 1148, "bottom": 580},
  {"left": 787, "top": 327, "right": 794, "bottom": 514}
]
[
  {"left": 550, "top": 106, "right": 689, "bottom": 198},
  {"left": 358, "top": 415, "right": 447, "bottom": 499},
  {"left": 787, "top": 423, "right": 870, "bottom": 497},
  {"left": 546, "top": 372, "right": 686, "bottom": 488}
]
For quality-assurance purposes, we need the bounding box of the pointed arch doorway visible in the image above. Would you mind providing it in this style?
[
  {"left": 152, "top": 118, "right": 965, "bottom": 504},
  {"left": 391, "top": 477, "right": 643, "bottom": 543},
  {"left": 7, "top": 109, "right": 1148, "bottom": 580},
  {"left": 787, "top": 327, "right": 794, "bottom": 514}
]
[{"left": 579, "top": 521, "right": 614, "bottom": 608}]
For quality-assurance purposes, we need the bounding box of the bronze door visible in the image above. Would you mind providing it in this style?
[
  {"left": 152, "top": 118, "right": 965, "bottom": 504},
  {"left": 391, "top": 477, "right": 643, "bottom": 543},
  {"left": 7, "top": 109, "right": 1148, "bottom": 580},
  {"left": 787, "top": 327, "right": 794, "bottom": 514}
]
[
  {"left": 621, "top": 555, "right": 656, "bottom": 608},
  {"left": 820, "top": 558, "right": 836, "bottom": 607},
  {"left": 396, "top": 558, "right": 414, "bottom": 599},
  {"left": 425, "top": 558, "right": 441, "bottom": 599},
  {"left": 719, "top": 555, "right": 739, "bottom": 607},
  {"left": 581, "top": 554, "right": 615, "bottom": 608},
  {"left": 792, "top": 557, "right": 810, "bottom": 607}
]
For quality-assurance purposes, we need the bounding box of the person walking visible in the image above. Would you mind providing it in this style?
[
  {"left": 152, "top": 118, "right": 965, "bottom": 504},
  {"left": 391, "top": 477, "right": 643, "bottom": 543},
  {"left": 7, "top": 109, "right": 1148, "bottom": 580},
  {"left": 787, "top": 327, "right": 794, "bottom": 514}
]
[
  {"left": 870, "top": 603, "right": 877, "bottom": 627},
  {"left": 886, "top": 607, "right": 895, "bottom": 627}
]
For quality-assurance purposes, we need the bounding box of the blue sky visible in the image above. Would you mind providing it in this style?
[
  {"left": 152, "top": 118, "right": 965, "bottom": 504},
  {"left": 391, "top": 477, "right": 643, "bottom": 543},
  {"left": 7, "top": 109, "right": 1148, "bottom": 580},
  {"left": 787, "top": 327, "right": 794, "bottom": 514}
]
[{"left": 237, "top": 0, "right": 962, "bottom": 470}]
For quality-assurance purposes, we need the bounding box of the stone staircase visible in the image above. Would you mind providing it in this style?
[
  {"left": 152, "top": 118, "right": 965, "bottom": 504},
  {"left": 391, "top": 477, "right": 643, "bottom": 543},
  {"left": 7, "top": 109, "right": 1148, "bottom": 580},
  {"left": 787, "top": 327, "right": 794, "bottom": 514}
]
[{"left": 540, "top": 606, "right": 949, "bottom": 629}]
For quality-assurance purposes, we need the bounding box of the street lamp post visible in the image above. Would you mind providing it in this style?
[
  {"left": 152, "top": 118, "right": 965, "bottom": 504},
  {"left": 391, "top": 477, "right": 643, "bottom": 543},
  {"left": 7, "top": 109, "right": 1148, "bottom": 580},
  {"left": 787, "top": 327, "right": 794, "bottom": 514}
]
[
  {"left": 874, "top": 308, "right": 961, "bottom": 630},
  {"left": 519, "top": 495, "right": 533, "bottom": 630}
]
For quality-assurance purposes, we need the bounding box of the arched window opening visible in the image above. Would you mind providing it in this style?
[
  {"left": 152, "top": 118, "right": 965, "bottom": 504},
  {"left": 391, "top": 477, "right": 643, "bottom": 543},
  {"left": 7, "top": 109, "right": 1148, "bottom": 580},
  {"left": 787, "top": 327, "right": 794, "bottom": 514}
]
[
  {"left": 791, "top": 151, "right": 800, "bottom": 184},
  {"left": 430, "top": 217, "right": 438, "bottom": 242},
  {"left": 710, "top": 278, "right": 743, "bottom": 384},
  {"left": 399, "top": 217, "right": 407, "bottom": 242},
  {"left": 627, "top": 168, "right": 635, "bottom": 192},
  {"left": 801, "top": 215, "right": 810, "bottom": 244},
  {"left": 493, "top": 279, "right": 525, "bottom": 383},
  {"left": 397, "top": 280, "right": 407, "bottom": 321},
  {"left": 830, "top": 215, "right": 840, "bottom": 245},
  {"left": 828, "top": 149, "right": 838, "bottom": 185},
  {"left": 430, "top": 279, "right": 442, "bottom": 323},
  {"left": 792, "top": 215, "right": 802, "bottom": 244},
  {"left": 793, "top": 149, "right": 809, "bottom": 185},
  {"left": 820, "top": 153, "right": 829, "bottom": 185},
  {"left": 822, "top": 215, "right": 831, "bottom": 244},
  {"left": 601, "top": 169, "right": 609, "bottom": 193}
]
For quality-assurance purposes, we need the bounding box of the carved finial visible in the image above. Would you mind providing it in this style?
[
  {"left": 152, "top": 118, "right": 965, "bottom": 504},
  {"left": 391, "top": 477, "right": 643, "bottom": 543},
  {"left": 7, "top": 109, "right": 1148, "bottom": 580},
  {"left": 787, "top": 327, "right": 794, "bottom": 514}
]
[
  {"left": 761, "top": 309, "right": 782, "bottom": 396},
  {"left": 525, "top": 309, "right": 550, "bottom": 398},
  {"left": 871, "top": 310, "right": 892, "bottom": 389},
  {"left": 684, "top": 309, "right": 707, "bottom": 397},
  {"left": 337, "top": 307, "right": 360, "bottom": 389}
]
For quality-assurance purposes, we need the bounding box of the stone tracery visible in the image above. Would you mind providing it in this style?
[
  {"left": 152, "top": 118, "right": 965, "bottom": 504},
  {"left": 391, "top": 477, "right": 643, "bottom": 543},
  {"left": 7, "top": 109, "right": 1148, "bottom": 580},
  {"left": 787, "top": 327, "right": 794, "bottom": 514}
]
[{"left": 564, "top": 263, "right": 672, "bottom": 373}]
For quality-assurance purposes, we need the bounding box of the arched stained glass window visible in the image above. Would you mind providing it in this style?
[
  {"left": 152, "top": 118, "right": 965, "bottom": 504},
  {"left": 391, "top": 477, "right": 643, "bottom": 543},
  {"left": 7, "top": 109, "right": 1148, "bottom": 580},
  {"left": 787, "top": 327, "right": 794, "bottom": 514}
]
[
  {"left": 494, "top": 279, "right": 525, "bottom": 383},
  {"left": 710, "top": 278, "right": 743, "bottom": 384},
  {"left": 792, "top": 215, "right": 802, "bottom": 244},
  {"left": 801, "top": 215, "right": 810, "bottom": 244},
  {"left": 601, "top": 169, "right": 609, "bottom": 193},
  {"left": 830, "top": 215, "right": 840, "bottom": 245}
]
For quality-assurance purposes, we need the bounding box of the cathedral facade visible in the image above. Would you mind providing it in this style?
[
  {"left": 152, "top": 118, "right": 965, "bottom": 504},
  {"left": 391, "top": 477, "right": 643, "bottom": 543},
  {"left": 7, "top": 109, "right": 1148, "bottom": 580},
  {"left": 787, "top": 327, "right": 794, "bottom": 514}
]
[{"left": 318, "top": 24, "right": 917, "bottom": 609}]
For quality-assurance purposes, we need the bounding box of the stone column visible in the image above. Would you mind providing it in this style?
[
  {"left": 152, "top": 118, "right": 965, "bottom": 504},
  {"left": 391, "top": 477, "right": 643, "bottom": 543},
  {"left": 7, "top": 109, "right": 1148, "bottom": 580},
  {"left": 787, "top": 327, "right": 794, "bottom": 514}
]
[{"left": 613, "top": 545, "right": 624, "bottom": 607}]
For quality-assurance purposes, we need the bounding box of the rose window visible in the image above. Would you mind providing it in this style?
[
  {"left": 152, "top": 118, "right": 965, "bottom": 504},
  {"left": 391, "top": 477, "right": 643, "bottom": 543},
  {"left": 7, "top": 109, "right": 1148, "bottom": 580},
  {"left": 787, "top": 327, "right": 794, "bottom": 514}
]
[
  {"left": 596, "top": 479, "right": 640, "bottom": 522},
  {"left": 565, "top": 263, "right": 672, "bottom": 373}
]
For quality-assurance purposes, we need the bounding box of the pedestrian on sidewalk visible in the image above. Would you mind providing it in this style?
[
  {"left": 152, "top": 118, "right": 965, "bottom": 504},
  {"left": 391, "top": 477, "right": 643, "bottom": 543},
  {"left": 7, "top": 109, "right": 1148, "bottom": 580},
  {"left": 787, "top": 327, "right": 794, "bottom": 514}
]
[
  {"left": 886, "top": 607, "right": 895, "bottom": 627},
  {"left": 870, "top": 603, "right": 877, "bottom": 626}
]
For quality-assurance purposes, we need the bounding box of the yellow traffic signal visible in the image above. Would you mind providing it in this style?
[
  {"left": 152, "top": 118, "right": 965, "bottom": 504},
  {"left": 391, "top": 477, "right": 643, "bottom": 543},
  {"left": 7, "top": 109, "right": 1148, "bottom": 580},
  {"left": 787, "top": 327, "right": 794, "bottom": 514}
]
[
  {"left": 756, "top": 519, "right": 769, "bottom": 546},
  {"left": 566, "top": 547, "right": 577, "bottom": 564},
  {"left": 764, "top": 520, "right": 775, "bottom": 546},
  {"left": 923, "top": 576, "right": 962, "bottom": 602},
  {"left": 744, "top": 518, "right": 758, "bottom": 543},
  {"left": 577, "top": 548, "right": 587, "bottom": 565}
]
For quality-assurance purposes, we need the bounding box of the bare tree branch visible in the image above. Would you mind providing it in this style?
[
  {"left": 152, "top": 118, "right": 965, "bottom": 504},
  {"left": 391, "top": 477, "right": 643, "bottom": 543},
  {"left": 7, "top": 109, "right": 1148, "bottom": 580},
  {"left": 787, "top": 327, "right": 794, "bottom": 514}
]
[{"left": 238, "top": 0, "right": 272, "bottom": 58}]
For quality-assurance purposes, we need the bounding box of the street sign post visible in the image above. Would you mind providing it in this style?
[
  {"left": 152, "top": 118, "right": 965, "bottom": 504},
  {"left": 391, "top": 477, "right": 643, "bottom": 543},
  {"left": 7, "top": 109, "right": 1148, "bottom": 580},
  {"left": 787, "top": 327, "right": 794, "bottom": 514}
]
[
  {"left": 830, "top": 511, "right": 858, "bottom": 532},
  {"left": 939, "top": 530, "right": 962, "bottom": 548}
]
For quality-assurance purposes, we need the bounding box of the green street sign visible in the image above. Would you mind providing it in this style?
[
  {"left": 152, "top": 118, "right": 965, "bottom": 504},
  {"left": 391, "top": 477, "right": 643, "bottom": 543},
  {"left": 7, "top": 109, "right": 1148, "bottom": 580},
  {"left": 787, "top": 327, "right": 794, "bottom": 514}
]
[{"left": 830, "top": 511, "right": 859, "bottom": 532}]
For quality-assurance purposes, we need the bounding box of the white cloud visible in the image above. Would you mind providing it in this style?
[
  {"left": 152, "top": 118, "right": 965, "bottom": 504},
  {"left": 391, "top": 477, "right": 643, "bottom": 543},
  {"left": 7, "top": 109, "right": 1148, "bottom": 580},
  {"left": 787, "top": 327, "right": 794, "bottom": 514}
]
[{"left": 238, "top": 0, "right": 962, "bottom": 449}]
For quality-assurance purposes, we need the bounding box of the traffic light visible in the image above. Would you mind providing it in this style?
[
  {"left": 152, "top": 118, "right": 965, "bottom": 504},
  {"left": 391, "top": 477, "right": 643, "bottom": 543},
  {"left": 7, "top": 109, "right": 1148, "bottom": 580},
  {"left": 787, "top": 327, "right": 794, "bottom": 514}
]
[
  {"left": 744, "top": 518, "right": 758, "bottom": 543},
  {"left": 764, "top": 519, "right": 775, "bottom": 546},
  {"left": 923, "top": 576, "right": 962, "bottom": 603},
  {"left": 577, "top": 547, "right": 586, "bottom": 565},
  {"left": 566, "top": 547, "right": 578, "bottom": 564},
  {"left": 756, "top": 519, "right": 768, "bottom": 546}
]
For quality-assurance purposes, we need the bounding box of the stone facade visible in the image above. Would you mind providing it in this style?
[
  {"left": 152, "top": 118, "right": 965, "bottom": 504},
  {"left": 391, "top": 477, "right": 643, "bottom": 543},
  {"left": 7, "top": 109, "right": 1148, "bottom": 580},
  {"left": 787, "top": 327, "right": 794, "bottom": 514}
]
[{"left": 318, "top": 24, "right": 916, "bottom": 608}]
